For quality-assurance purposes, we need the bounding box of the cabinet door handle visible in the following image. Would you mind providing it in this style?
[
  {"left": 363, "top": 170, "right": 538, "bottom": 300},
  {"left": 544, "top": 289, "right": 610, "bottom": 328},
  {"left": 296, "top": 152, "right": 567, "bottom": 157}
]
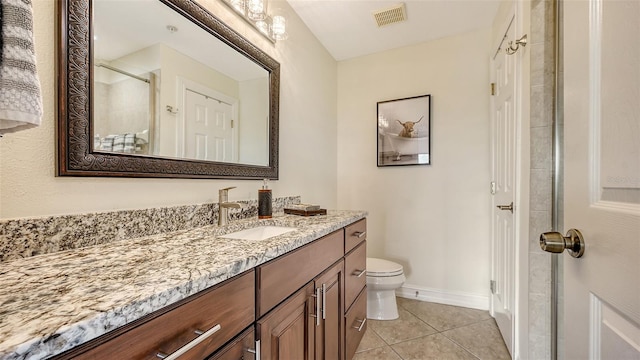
[
  {"left": 353, "top": 231, "right": 366, "bottom": 238},
  {"left": 321, "top": 283, "right": 327, "bottom": 320},
  {"left": 310, "top": 287, "right": 321, "bottom": 326},
  {"left": 352, "top": 318, "right": 367, "bottom": 332},
  {"left": 247, "top": 339, "right": 261, "bottom": 360},
  {"left": 156, "top": 324, "right": 221, "bottom": 360},
  {"left": 352, "top": 269, "right": 366, "bottom": 278}
]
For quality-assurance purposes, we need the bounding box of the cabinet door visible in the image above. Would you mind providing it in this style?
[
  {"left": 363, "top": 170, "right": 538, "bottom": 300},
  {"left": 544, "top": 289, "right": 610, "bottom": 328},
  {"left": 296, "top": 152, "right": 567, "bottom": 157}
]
[
  {"left": 258, "top": 282, "right": 316, "bottom": 360},
  {"left": 207, "top": 326, "right": 257, "bottom": 360},
  {"left": 315, "top": 260, "right": 344, "bottom": 360}
]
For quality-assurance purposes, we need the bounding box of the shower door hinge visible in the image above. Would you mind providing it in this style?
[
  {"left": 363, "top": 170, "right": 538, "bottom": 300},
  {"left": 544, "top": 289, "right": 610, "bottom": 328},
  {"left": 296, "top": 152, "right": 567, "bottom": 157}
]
[
  {"left": 490, "top": 280, "right": 496, "bottom": 294},
  {"left": 490, "top": 83, "right": 496, "bottom": 96}
]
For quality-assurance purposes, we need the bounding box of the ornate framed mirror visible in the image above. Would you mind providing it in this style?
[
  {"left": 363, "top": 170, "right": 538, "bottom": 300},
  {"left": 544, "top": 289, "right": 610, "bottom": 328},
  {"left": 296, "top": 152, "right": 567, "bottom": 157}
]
[{"left": 57, "top": 0, "right": 280, "bottom": 179}]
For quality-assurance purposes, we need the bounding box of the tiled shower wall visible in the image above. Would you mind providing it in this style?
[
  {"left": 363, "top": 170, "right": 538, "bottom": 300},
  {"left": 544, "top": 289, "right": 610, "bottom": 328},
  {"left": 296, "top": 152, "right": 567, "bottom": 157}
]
[{"left": 528, "top": 0, "right": 557, "bottom": 359}]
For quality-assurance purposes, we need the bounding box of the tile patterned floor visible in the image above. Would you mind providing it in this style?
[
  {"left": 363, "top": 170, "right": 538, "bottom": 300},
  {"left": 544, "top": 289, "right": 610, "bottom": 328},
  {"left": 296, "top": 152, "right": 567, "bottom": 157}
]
[{"left": 354, "top": 297, "right": 511, "bottom": 360}]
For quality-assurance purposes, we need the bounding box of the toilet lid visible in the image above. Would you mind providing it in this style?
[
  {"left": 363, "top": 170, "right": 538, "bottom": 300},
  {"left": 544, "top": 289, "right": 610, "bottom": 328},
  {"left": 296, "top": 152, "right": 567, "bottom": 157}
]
[{"left": 366, "top": 258, "right": 404, "bottom": 276}]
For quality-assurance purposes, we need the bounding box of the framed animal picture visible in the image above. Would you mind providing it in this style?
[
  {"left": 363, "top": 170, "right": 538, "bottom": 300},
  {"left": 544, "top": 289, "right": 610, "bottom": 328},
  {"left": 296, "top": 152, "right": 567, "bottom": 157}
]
[{"left": 377, "top": 94, "right": 431, "bottom": 166}]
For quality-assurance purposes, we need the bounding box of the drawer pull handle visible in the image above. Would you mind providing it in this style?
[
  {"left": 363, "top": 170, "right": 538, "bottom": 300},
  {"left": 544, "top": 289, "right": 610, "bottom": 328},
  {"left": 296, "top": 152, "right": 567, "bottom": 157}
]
[
  {"left": 321, "top": 283, "right": 327, "bottom": 320},
  {"left": 353, "top": 231, "right": 367, "bottom": 238},
  {"left": 353, "top": 318, "right": 367, "bottom": 332},
  {"left": 156, "top": 324, "right": 221, "bottom": 360},
  {"left": 352, "top": 269, "right": 366, "bottom": 278},
  {"left": 247, "top": 339, "right": 261, "bottom": 360},
  {"left": 310, "top": 287, "right": 321, "bottom": 326}
]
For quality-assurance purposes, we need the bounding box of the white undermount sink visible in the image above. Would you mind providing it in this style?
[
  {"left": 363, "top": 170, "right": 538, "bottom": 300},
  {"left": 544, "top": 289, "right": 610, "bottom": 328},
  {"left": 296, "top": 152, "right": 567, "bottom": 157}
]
[{"left": 219, "top": 226, "right": 297, "bottom": 241}]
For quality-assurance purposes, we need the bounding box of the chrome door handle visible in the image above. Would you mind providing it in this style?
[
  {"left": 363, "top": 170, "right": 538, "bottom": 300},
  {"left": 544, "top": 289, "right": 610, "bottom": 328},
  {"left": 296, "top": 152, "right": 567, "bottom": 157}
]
[
  {"left": 247, "top": 339, "right": 261, "bottom": 360},
  {"left": 310, "top": 287, "right": 321, "bottom": 326},
  {"left": 156, "top": 324, "right": 221, "bottom": 360},
  {"left": 496, "top": 202, "right": 514, "bottom": 213},
  {"left": 352, "top": 269, "right": 366, "bottom": 278},
  {"left": 353, "top": 318, "right": 367, "bottom": 332},
  {"left": 540, "top": 229, "right": 585, "bottom": 258},
  {"left": 321, "top": 283, "right": 326, "bottom": 320}
]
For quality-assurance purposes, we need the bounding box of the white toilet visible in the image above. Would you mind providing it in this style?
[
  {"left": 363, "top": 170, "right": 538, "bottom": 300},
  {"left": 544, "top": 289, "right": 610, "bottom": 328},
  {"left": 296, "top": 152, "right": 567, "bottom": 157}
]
[{"left": 366, "top": 257, "right": 406, "bottom": 320}]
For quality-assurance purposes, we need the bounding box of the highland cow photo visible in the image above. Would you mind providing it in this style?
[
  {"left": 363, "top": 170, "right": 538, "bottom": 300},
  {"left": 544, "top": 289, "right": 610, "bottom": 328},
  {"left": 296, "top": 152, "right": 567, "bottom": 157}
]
[{"left": 377, "top": 94, "right": 431, "bottom": 166}]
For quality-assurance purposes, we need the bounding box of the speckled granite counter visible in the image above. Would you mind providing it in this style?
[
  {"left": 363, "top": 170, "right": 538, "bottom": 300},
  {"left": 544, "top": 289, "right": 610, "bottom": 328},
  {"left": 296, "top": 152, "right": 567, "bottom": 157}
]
[{"left": 0, "top": 210, "right": 366, "bottom": 360}]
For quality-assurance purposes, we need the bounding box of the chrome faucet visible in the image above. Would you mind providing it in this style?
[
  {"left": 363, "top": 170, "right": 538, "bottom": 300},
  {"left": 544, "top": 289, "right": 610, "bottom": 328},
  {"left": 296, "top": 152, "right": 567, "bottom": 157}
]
[{"left": 218, "top": 186, "right": 242, "bottom": 226}]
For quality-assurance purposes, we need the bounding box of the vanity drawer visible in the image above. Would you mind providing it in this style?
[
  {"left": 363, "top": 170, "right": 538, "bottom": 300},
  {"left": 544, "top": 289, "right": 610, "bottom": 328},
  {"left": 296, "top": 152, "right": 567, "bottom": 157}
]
[
  {"left": 345, "top": 219, "right": 367, "bottom": 253},
  {"left": 345, "top": 288, "right": 367, "bottom": 360},
  {"left": 344, "top": 241, "right": 367, "bottom": 311},
  {"left": 257, "top": 229, "right": 344, "bottom": 317},
  {"left": 64, "top": 271, "right": 255, "bottom": 360}
]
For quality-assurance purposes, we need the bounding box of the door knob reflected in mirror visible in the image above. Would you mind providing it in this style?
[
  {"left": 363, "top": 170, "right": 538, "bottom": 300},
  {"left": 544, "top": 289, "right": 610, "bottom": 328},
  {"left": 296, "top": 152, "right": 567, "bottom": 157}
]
[{"left": 539, "top": 229, "right": 585, "bottom": 258}]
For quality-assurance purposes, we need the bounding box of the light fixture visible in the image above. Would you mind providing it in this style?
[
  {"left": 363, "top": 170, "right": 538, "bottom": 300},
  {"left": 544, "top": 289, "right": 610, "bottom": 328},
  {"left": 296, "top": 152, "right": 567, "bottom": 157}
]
[
  {"left": 271, "top": 15, "right": 287, "bottom": 40},
  {"left": 221, "top": 0, "right": 287, "bottom": 42},
  {"left": 247, "top": 0, "right": 266, "bottom": 21}
]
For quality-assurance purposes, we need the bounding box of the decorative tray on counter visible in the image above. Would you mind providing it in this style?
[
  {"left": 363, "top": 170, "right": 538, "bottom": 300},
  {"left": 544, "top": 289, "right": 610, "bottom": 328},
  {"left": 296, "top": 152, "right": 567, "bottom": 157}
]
[{"left": 284, "top": 208, "right": 327, "bottom": 216}]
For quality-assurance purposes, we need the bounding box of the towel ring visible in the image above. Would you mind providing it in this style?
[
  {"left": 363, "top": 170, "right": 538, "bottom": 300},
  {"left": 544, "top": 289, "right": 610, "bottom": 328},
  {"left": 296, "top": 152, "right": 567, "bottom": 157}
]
[{"left": 506, "top": 34, "right": 528, "bottom": 55}]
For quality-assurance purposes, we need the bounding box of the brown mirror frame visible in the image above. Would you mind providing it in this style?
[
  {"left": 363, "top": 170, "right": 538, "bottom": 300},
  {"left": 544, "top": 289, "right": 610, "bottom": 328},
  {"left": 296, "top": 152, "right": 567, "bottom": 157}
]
[{"left": 57, "top": 0, "right": 280, "bottom": 179}]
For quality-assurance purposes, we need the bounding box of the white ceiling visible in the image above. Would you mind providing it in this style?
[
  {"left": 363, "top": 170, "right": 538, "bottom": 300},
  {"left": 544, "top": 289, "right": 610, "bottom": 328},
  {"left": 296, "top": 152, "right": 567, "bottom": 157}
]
[{"left": 287, "top": 0, "right": 502, "bottom": 61}]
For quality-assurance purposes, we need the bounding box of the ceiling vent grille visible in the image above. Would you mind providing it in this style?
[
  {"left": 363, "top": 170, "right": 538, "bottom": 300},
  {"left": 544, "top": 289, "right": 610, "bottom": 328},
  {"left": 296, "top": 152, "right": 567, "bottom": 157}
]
[{"left": 373, "top": 3, "right": 407, "bottom": 27}]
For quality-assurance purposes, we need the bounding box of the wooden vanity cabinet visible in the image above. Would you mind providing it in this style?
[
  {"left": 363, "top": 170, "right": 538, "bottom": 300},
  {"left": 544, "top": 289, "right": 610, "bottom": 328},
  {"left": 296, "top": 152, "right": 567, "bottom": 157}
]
[{"left": 52, "top": 218, "right": 367, "bottom": 360}]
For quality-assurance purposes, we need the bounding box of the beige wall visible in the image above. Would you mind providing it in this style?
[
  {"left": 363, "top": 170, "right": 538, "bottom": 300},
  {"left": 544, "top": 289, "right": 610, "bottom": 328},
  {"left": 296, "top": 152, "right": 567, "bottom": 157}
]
[
  {"left": 337, "top": 28, "right": 493, "bottom": 304},
  {"left": 0, "top": 0, "right": 338, "bottom": 218}
]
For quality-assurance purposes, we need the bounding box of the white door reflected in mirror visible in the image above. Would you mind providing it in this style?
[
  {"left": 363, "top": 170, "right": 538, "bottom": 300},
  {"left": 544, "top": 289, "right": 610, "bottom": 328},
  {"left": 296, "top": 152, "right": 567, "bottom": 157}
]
[{"left": 92, "top": 0, "right": 270, "bottom": 166}]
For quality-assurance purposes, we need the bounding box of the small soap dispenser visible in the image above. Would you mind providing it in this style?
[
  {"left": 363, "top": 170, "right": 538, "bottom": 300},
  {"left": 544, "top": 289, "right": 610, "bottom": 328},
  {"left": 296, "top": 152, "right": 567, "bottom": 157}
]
[{"left": 258, "top": 179, "right": 272, "bottom": 219}]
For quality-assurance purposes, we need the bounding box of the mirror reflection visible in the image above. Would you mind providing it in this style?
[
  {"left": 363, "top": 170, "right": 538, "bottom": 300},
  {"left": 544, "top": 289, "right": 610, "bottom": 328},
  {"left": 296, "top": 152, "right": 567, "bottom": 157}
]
[{"left": 93, "top": 0, "right": 270, "bottom": 166}]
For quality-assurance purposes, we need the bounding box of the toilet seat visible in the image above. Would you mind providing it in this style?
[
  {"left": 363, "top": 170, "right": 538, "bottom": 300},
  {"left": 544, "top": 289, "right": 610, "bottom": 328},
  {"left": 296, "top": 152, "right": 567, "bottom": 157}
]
[{"left": 366, "top": 258, "right": 404, "bottom": 277}]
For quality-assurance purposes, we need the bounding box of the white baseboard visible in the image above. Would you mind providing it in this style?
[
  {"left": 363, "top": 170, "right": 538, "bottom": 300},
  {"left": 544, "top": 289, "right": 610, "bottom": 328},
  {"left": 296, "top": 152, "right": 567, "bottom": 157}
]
[{"left": 396, "top": 284, "right": 490, "bottom": 311}]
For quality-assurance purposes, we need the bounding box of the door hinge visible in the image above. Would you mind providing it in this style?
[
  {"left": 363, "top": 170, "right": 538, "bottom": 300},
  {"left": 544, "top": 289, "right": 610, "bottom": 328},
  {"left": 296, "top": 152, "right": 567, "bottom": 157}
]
[
  {"left": 231, "top": 119, "right": 234, "bottom": 128},
  {"left": 490, "top": 280, "right": 496, "bottom": 294},
  {"left": 490, "top": 82, "right": 496, "bottom": 96},
  {"left": 490, "top": 181, "right": 496, "bottom": 195}
]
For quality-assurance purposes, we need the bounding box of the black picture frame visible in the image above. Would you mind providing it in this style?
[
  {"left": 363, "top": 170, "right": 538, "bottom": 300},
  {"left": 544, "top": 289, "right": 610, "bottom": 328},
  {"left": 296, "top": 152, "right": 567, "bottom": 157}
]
[{"left": 377, "top": 94, "right": 431, "bottom": 166}]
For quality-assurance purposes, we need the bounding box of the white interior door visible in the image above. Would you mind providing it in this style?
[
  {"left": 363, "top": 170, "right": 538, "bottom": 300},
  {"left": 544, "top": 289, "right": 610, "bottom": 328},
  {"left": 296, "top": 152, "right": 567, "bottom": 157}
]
[
  {"left": 184, "top": 89, "right": 235, "bottom": 162},
  {"left": 490, "top": 13, "right": 517, "bottom": 357},
  {"left": 561, "top": 0, "right": 640, "bottom": 358}
]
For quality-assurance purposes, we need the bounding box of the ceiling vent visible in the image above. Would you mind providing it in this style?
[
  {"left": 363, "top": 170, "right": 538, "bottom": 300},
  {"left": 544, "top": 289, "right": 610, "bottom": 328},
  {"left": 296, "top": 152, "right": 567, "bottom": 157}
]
[{"left": 372, "top": 3, "right": 407, "bottom": 27}]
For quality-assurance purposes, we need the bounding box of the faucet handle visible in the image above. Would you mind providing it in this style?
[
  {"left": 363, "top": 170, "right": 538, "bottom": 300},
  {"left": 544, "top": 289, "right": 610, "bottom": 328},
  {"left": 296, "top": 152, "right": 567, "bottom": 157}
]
[{"left": 219, "top": 186, "right": 236, "bottom": 201}]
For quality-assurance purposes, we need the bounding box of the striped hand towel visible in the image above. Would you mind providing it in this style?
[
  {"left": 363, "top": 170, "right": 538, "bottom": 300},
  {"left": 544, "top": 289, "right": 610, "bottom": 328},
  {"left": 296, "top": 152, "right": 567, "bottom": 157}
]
[{"left": 0, "top": 0, "right": 42, "bottom": 135}]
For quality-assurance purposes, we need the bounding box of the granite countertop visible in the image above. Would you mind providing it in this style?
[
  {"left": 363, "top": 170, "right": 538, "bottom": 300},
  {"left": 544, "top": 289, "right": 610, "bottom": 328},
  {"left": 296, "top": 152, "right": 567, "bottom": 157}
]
[{"left": 0, "top": 210, "right": 366, "bottom": 360}]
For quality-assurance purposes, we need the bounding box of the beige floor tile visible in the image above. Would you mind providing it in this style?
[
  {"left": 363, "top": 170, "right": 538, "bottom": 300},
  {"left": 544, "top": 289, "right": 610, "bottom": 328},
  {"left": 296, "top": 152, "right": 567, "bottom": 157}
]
[
  {"left": 398, "top": 297, "right": 492, "bottom": 331},
  {"left": 356, "top": 328, "right": 387, "bottom": 353},
  {"left": 368, "top": 307, "right": 438, "bottom": 345},
  {"left": 353, "top": 345, "right": 402, "bottom": 360},
  {"left": 442, "top": 319, "right": 511, "bottom": 360},
  {"left": 391, "top": 333, "right": 477, "bottom": 360}
]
